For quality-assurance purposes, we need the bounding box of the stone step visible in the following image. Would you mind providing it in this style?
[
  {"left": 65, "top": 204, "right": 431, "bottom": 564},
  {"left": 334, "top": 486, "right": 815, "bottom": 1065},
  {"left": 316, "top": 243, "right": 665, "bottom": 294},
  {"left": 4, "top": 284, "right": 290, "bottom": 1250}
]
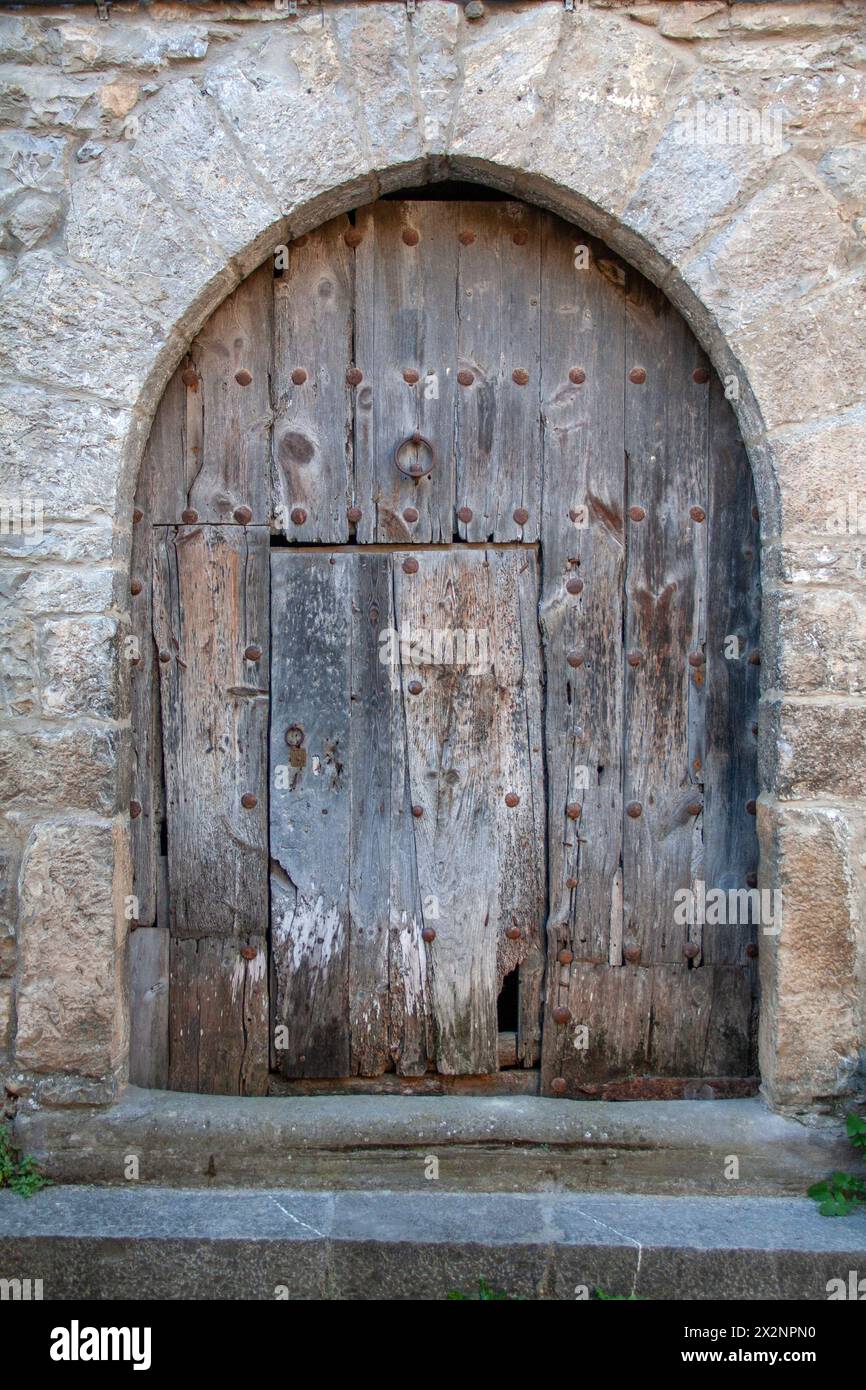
[
  {"left": 1, "top": 1188, "right": 865, "bottom": 1301},
  {"left": 13, "top": 1090, "right": 852, "bottom": 1195}
]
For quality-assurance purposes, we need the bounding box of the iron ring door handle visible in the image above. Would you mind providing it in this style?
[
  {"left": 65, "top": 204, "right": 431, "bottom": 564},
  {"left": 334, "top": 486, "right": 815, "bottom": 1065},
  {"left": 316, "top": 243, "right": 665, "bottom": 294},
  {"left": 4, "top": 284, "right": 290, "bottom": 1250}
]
[{"left": 394, "top": 432, "right": 436, "bottom": 479}]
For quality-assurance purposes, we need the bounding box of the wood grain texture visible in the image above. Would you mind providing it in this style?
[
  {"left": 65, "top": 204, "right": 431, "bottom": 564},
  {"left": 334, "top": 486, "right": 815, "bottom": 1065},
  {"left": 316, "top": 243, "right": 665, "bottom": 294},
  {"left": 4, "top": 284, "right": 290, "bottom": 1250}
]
[
  {"left": 354, "top": 203, "right": 459, "bottom": 544},
  {"left": 129, "top": 498, "right": 160, "bottom": 927},
  {"left": 272, "top": 218, "right": 353, "bottom": 543},
  {"left": 169, "top": 934, "right": 268, "bottom": 1095},
  {"left": 455, "top": 202, "right": 541, "bottom": 541},
  {"left": 129, "top": 926, "right": 169, "bottom": 1089}
]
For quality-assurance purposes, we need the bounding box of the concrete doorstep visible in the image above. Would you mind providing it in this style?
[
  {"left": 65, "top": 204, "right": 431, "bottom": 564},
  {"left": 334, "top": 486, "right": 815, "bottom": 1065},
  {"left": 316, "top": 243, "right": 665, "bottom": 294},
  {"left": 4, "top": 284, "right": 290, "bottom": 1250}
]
[{"left": 1, "top": 1188, "right": 865, "bottom": 1301}]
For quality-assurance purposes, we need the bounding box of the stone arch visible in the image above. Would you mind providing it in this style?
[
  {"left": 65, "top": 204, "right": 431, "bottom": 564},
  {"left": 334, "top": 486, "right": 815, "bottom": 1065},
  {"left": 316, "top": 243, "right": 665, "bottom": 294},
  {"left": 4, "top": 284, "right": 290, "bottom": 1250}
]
[{"left": 4, "top": 2, "right": 864, "bottom": 1117}]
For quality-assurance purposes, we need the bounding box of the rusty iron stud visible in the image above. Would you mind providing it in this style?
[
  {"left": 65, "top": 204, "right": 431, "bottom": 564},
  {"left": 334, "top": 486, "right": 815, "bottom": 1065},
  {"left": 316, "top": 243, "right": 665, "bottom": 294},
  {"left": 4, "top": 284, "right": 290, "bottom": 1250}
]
[
  {"left": 290, "top": 506, "right": 308, "bottom": 526},
  {"left": 568, "top": 367, "right": 586, "bottom": 386},
  {"left": 459, "top": 230, "right": 475, "bottom": 245},
  {"left": 513, "top": 507, "right": 530, "bottom": 526},
  {"left": 565, "top": 877, "right": 578, "bottom": 890},
  {"left": 629, "top": 367, "right": 647, "bottom": 385},
  {"left": 687, "top": 652, "right": 705, "bottom": 667},
  {"left": 693, "top": 757, "right": 702, "bottom": 773},
  {"left": 745, "top": 870, "right": 758, "bottom": 888},
  {"left": 566, "top": 803, "right": 582, "bottom": 820},
  {"left": 403, "top": 507, "right": 419, "bottom": 524},
  {"left": 344, "top": 227, "right": 363, "bottom": 248},
  {"left": 566, "top": 577, "right": 583, "bottom": 595},
  {"left": 626, "top": 801, "right": 642, "bottom": 819},
  {"left": 346, "top": 368, "right": 363, "bottom": 386},
  {"left": 290, "top": 368, "right": 307, "bottom": 386},
  {"left": 566, "top": 651, "right": 585, "bottom": 669},
  {"left": 686, "top": 800, "right": 703, "bottom": 817},
  {"left": 628, "top": 505, "right": 646, "bottom": 522},
  {"left": 457, "top": 506, "right": 473, "bottom": 524},
  {"left": 181, "top": 367, "right": 198, "bottom": 388},
  {"left": 402, "top": 227, "right": 420, "bottom": 246},
  {"left": 512, "top": 229, "right": 528, "bottom": 246},
  {"left": 627, "top": 650, "right": 642, "bottom": 668},
  {"left": 291, "top": 234, "right": 309, "bottom": 249},
  {"left": 347, "top": 506, "right": 362, "bottom": 524},
  {"left": 684, "top": 942, "right": 700, "bottom": 960},
  {"left": 512, "top": 368, "right": 529, "bottom": 386},
  {"left": 132, "top": 507, "right": 144, "bottom": 524},
  {"left": 747, "top": 650, "right": 761, "bottom": 666},
  {"left": 751, "top": 505, "right": 760, "bottom": 523},
  {"left": 624, "top": 944, "right": 641, "bottom": 964},
  {"left": 131, "top": 654, "right": 141, "bottom": 667},
  {"left": 457, "top": 369, "right": 474, "bottom": 387},
  {"left": 233, "top": 505, "right": 253, "bottom": 525},
  {"left": 408, "top": 679, "right": 423, "bottom": 695},
  {"left": 553, "top": 1006, "right": 571, "bottom": 1026},
  {"left": 746, "top": 799, "right": 757, "bottom": 816},
  {"left": 240, "top": 946, "right": 257, "bottom": 961},
  {"left": 692, "top": 367, "right": 710, "bottom": 385},
  {"left": 181, "top": 508, "right": 198, "bottom": 524},
  {"left": 505, "top": 925, "right": 521, "bottom": 941},
  {"left": 421, "top": 926, "right": 436, "bottom": 943},
  {"left": 235, "top": 369, "right": 252, "bottom": 387},
  {"left": 158, "top": 650, "right": 171, "bottom": 664},
  {"left": 745, "top": 943, "right": 759, "bottom": 960},
  {"left": 689, "top": 505, "right": 707, "bottom": 523},
  {"left": 505, "top": 792, "right": 520, "bottom": 808},
  {"left": 244, "top": 645, "right": 262, "bottom": 662},
  {"left": 558, "top": 949, "right": 574, "bottom": 965},
  {"left": 129, "top": 800, "right": 142, "bottom": 820},
  {"left": 551, "top": 1077, "right": 567, "bottom": 1095},
  {"left": 241, "top": 793, "right": 258, "bottom": 810},
  {"left": 402, "top": 557, "right": 419, "bottom": 575},
  {"left": 411, "top": 805, "right": 424, "bottom": 819},
  {"left": 403, "top": 369, "right": 420, "bottom": 384},
  {"left": 130, "top": 579, "right": 143, "bottom": 596}
]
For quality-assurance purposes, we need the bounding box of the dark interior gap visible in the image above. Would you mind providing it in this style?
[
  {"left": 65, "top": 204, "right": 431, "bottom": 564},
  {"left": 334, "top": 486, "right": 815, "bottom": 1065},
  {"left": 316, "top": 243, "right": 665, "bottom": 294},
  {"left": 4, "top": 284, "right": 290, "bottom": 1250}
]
[
  {"left": 382, "top": 180, "right": 511, "bottom": 202},
  {"left": 497, "top": 967, "right": 520, "bottom": 1035}
]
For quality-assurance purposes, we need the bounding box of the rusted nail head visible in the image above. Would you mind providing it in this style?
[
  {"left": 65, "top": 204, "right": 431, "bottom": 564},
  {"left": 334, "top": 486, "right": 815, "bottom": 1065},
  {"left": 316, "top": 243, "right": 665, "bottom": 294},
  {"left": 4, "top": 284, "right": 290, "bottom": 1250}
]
[
  {"left": 690, "top": 505, "right": 707, "bottom": 523},
  {"left": 132, "top": 507, "right": 144, "bottom": 524},
  {"left": 457, "top": 506, "right": 473, "bottom": 524},
  {"left": 408, "top": 679, "right": 423, "bottom": 695},
  {"left": 402, "top": 557, "right": 419, "bottom": 575},
  {"left": 747, "top": 650, "right": 761, "bottom": 666},
  {"left": 505, "top": 792, "right": 520, "bottom": 808},
  {"left": 558, "top": 949, "right": 574, "bottom": 965},
  {"left": 129, "top": 800, "right": 142, "bottom": 820},
  {"left": 566, "top": 577, "right": 584, "bottom": 595},
  {"left": 346, "top": 368, "right": 363, "bottom": 386},
  {"left": 629, "top": 367, "right": 647, "bottom": 385},
  {"left": 627, "top": 650, "right": 642, "bottom": 668},
  {"left": 628, "top": 505, "right": 646, "bottom": 522},
  {"left": 181, "top": 367, "right": 198, "bottom": 388},
  {"left": 411, "top": 804, "right": 424, "bottom": 819},
  {"left": 290, "top": 507, "right": 308, "bottom": 526},
  {"left": 403, "top": 507, "right": 419, "bottom": 524},
  {"left": 235, "top": 369, "right": 253, "bottom": 387},
  {"left": 181, "top": 508, "right": 198, "bottom": 524},
  {"left": 403, "top": 368, "right": 420, "bottom": 385},
  {"left": 457, "top": 369, "right": 474, "bottom": 387},
  {"left": 512, "top": 229, "right": 528, "bottom": 246},
  {"left": 402, "top": 228, "right": 420, "bottom": 247},
  {"left": 240, "top": 946, "right": 258, "bottom": 961},
  {"left": 344, "top": 227, "right": 363, "bottom": 248},
  {"left": 158, "top": 650, "right": 171, "bottom": 664},
  {"left": 566, "top": 803, "right": 582, "bottom": 821},
  {"left": 421, "top": 926, "right": 436, "bottom": 943},
  {"left": 459, "top": 230, "right": 475, "bottom": 245},
  {"left": 551, "top": 1077, "right": 567, "bottom": 1095},
  {"left": 347, "top": 506, "right": 362, "bottom": 524},
  {"left": 692, "top": 367, "right": 710, "bottom": 385},
  {"left": 505, "top": 925, "right": 521, "bottom": 941},
  {"left": 624, "top": 944, "right": 641, "bottom": 964},
  {"left": 566, "top": 651, "right": 585, "bottom": 669},
  {"left": 688, "top": 652, "right": 705, "bottom": 667},
  {"left": 745, "top": 943, "right": 759, "bottom": 959},
  {"left": 553, "top": 1006, "right": 571, "bottom": 1026},
  {"left": 686, "top": 800, "right": 703, "bottom": 817},
  {"left": 565, "top": 877, "right": 578, "bottom": 890},
  {"left": 684, "top": 942, "right": 700, "bottom": 959},
  {"left": 291, "top": 234, "right": 309, "bottom": 249},
  {"left": 626, "top": 801, "right": 642, "bottom": 819},
  {"left": 241, "top": 793, "right": 258, "bottom": 810},
  {"left": 569, "top": 367, "right": 586, "bottom": 386},
  {"left": 244, "top": 644, "right": 263, "bottom": 662},
  {"left": 233, "top": 506, "right": 253, "bottom": 525},
  {"left": 512, "top": 368, "right": 529, "bottom": 386},
  {"left": 130, "top": 578, "right": 142, "bottom": 596},
  {"left": 512, "top": 507, "right": 530, "bottom": 527},
  {"left": 290, "top": 368, "right": 307, "bottom": 386}
]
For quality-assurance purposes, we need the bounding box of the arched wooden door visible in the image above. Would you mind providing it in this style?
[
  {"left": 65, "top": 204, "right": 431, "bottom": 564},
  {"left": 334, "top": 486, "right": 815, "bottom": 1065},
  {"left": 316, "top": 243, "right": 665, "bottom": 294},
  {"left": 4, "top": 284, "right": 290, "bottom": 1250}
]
[{"left": 130, "top": 196, "right": 760, "bottom": 1098}]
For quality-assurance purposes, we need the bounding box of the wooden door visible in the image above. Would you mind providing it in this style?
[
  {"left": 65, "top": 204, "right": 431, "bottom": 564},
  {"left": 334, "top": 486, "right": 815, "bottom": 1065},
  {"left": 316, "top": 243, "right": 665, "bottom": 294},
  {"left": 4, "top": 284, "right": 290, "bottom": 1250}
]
[{"left": 132, "top": 195, "right": 760, "bottom": 1097}]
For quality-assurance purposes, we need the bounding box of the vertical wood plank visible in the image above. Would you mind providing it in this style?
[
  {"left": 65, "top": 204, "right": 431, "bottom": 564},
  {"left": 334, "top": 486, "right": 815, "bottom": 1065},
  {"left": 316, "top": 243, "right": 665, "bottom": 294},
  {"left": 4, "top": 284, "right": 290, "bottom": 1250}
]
[
  {"left": 129, "top": 501, "right": 159, "bottom": 927},
  {"left": 129, "top": 926, "right": 169, "bottom": 1089},
  {"left": 272, "top": 218, "right": 353, "bottom": 543},
  {"left": 538, "top": 221, "right": 627, "bottom": 1093},
  {"left": 169, "top": 934, "right": 268, "bottom": 1095},
  {"left": 354, "top": 203, "right": 458, "bottom": 544},
  {"left": 455, "top": 203, "right": 542, "bottom": 542},
  {"left": 270, "top": 552, "right": 351, "bottom": 1077}
]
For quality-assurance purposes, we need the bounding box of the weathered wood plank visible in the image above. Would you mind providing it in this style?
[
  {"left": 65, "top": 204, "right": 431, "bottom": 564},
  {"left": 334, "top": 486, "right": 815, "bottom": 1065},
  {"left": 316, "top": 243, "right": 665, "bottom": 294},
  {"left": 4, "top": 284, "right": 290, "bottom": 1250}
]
[
  {"left": 129, "top": 926, "right": 169, "bottom": 1089},
  {"left": 272, "top": 218, "right": 353, "bottom": 543},
  {"left": 169, "top": 934, "right": 268, "bottom": 1095},
  {"left": 394, "top": 547, "right": 546, "bottom": 1074},
  {"left": 270, "top": 552, "right": 352, "bottom": 1077},
  {"left": 538, "top": 221, "right": 627, "bottom": 1093},
  {"left": 129, "top": 500, "right": 159, "bottom": 927},
  {"left": 153, "top": 525, "right": 270, "bottom": 943},
  {"left": 354, "top": 202, "right": 459, "bottom": 544},
  {"left": 455, "top": 202, "right": 541, "bottom": 541},
  {"left": 154, "top": 266, "right": 273, "bottom": 524},
  {"left": 621, "top": 276, "right": 709, "bottom": 967}
]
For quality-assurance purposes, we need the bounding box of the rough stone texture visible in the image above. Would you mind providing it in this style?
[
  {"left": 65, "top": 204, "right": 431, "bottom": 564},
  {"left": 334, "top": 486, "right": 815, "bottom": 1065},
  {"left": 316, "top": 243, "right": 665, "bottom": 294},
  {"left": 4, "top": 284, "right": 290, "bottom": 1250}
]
[
  {"left": 2, "top": 1186, "right": 865, "bottom": 1300},
  {"left": 0, "top": 0, "right": 862, "bottom": 1124}
]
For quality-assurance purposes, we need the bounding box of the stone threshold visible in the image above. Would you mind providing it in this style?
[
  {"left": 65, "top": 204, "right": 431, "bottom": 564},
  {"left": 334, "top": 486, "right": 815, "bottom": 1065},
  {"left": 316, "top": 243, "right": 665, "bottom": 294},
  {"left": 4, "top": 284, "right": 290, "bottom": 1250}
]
[
  {"left": 1, "top": 1187, "right": 865, "bottom": 1300},
  {"left": 13, "top": 1089, "right": 852, "bottom": 1196}
]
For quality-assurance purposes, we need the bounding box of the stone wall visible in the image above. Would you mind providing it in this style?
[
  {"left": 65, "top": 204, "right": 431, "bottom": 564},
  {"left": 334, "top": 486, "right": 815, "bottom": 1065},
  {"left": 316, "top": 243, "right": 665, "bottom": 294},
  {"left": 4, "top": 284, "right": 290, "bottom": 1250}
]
[{"left": 0, "top": 0, "right": 865, "bottom": 1120}]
